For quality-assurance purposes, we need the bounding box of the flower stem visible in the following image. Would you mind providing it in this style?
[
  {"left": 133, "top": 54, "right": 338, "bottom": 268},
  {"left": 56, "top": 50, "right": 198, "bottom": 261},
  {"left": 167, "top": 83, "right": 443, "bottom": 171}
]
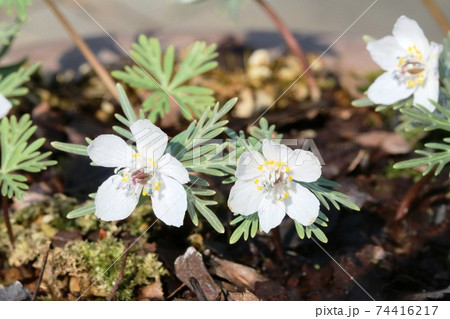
[
  {"left": 1, "top": 195, "right": 14, "bottom": 248},
  {"left": 421, "top": 0, "right": 450, "bottom": 35},
  {"left": 107, "top": 241, "right": 130, "bottom": 301},
  {"left": 44, "top": 0, "right": 119, "bottom": 101},
  {"left": 395, "top": 166, "right": 436, "bottom": 221},
  {"left": 32, "top": 242, "right": 51, "bottom": 301},
  {"left": 255, "top": 0, "right": 320, "bottom": 101},
  {"left": 271, "top": 227, "right": 285, "bottom": 263}
]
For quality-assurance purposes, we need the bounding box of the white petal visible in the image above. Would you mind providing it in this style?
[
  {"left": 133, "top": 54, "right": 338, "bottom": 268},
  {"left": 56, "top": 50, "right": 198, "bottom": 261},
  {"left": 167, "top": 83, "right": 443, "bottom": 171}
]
[
  {"left": 393, "top": 15, "right": 430, "bottom": 58},
  {"left": 228, "top": 179, "right": 264, "bottom": 216},
  {"left": 0, "top": 93, "right": 12, "bottom": 119},
  {"left": 88, "top": 134, "right": 133, "bottom": 168},
  {"left": 257, "top": 197, "right": 286, "bottom": 232},
  {"left": 367, "top": 71, "right": 415, "bottom": 105},
  {"left": 151, "top": 174, "right": 187, "bottom": 227},
  {"left": 366, "top": 36, "right": 405, "bottom": 71},
  {"left": 288, "top": 150, "right": 322, "bottom": 182},
  {"left": 131, "top": 119, "right": 168, "bottom": 161},
  {"left": 413, "top": 42, "right": 442, "bottom": 112},
  {"left": 157, "top": 153, "right": 190, "bottom": 184},
  {"left": 286, "top": 183, "right": 320, "bottom": 226},
  {"left": 235, "top": 151, "right": 265, "bottom": 180},
  {"left": 262, "top": 139, "right": 293, "bottom": 163},
  {"left": 95, "top": 175, "right": 140, "bottom": 221}
]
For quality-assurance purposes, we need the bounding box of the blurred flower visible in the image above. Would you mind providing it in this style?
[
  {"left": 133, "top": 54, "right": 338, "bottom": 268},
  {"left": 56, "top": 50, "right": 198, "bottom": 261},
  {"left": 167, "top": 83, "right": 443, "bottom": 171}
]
[
  {"left": 228, "top": 139, "right": 321, "bottom": 232},
  {"left": 366, "top": 15, "right": 442, "bottom": 111},
  {"left": 87, "top": 120, "right": 189, "bottom": 226},
  {"left": 0, "top": 93, "right": 12, "bottom": 119}
]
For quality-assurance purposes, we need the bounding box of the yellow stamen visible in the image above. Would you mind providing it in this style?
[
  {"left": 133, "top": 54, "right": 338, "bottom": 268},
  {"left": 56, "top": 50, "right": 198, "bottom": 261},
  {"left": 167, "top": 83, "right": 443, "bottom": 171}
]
[
  {"left": 285, "top": 166, "right": 290, "bottom": 172},
  {"left": 257, "top": 186, "right": 262, "bottom": 191},
  {"left": 142, "top": 191, "right": 148, "bottom": 196},
  {"left": 276, "top": 161, "right": 281, "bottom": 167},
  {"left": 269, "top": 160, "right": 274, "bottom": 165},
  {"left": 279, "top": 198, "right": 284, "bottom": 201},
  {"left": 258, "top": 165, "right": 263, "bottom": 170},
  {"left": 288, "top": 176, "right": 293, "bottom": 181},
  {"left": 122, "top": 177, "right": 127, "bottom": 182},
  {"left": 254, "top": 179, "right": 259, "bottom": 184},
  {"left": 153, "top": 162, "right": 157, "bottom": 166},
  {"left": 284, "top": 192, "right": 289, "bottom": 198}
]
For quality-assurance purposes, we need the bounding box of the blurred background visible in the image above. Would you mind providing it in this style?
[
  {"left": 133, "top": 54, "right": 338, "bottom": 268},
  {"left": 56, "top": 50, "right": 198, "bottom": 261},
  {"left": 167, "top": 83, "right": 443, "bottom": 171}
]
[{"left": 2, "top": 0, "right": 449, "bottom": 72}]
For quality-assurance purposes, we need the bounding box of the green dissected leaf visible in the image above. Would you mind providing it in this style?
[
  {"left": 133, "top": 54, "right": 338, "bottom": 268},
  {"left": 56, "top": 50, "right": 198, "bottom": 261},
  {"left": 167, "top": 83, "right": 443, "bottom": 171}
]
[
  {"left": 168, "top": 98, "right": 237, "bottom": 232},
  {"left": 0, "top": 63, "right": 39, "bottom": 105},
  {"left": 393, "top": 138, "right": 450, "bottom": 176},
  {"left": 112, "top": 36, "right": 218, "bottom": 121},
  {"left": 229, "top": 212, "right": 259, "bottom": 244},
  {"left": 400, "top": 101, "right": 450, "bottom": 132},
  {"left": 0, "top": 114, "right": 56, "bottom": 200},
  {"left": 0, "top": 0, "right": 31, "bottom": 21},
  {"left": 298, "top": 178, "right": 360, "bottom": 212}
]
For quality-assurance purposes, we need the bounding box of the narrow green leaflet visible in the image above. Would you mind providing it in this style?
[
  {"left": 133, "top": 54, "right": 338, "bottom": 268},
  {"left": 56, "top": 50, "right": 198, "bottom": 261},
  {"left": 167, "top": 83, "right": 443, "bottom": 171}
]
[
  {"left": 298, "top": 178, "right": 360, "bottom": 212},
  {"left": 229, "top": 212, "right": 259, "bottom": 244},
  {"left": 66, "top": 203, "right": 96, "bottom": 219},
  {"left": 112, "top": 36, "right": 218, "bottom": 121},
  {"left": 51, "top": 142, "right": 88, "bottom": 156},
  {"left": 400, "top": 101, "right": 450, "bottom": 132},
  {"left": 0, "top": 0, "right": 31, "bottom": 21},
  {"left": 0, "top": 63, "right": 40, "bottom": 105},
  {"left": 393, "top": 138, "right": 450, "bottom": 176},
  {"left": 0, "top": 114, "right": 56, "bottom": 200},
  {"left": 168, "top": 98, "right": 238, "bottom": 233}
]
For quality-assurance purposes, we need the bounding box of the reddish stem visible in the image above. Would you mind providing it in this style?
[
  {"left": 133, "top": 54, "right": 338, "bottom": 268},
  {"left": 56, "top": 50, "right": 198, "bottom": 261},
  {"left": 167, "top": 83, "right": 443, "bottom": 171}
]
[
  {"left": 44, "top": 0, "right": 119, "bottom": 101},
  {"left": 255, "top": 0, "right": 320, "bottom": 101},
  {"left": 2, "top": 195, "right": 14, "bottom": 248},
  {"left": 395, "top": 167, "right": 436, "bottom": 221},
  {"left": 421, "top": 0, "right": 449, "bottom": 35}
]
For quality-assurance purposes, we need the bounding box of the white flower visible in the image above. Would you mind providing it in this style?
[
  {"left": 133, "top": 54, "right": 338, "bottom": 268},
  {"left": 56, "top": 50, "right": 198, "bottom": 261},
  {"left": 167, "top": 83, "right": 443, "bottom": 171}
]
[
  {"left": 87, "top": 119, "right": 190, "bottom": 226},
  {"left": 0, "top": 93, "right": 12, "bottom": 119},
  {"left": 228, "top": 139, "right": 322, "bottom": 232},
  {"left": 366, "top": 15, "right": 443, "bottom": 112}
]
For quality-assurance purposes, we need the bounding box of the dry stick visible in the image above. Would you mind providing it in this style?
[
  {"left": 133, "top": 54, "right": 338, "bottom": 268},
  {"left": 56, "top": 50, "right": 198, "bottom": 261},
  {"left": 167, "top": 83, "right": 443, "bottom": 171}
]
[
  {"left": 32, "top": 242, "right": 51, "bottom": 301},
  {"left": 255, "top": 0, "right": 320, "bottom": 101},
  {"left": 44, "top": 0, "right": 119, "bottom": 101},
  {"left": 2, "top": 196, "right": 14, "bottom": 248},
  {"left": 107, "top": 242, "right": 131, "bottom": 301},
  {"left": 421, "top": 0, "right": 450, "bottom": 35},
  {"left": 395, "top": 166, "right": 437, "bottom": 221}
]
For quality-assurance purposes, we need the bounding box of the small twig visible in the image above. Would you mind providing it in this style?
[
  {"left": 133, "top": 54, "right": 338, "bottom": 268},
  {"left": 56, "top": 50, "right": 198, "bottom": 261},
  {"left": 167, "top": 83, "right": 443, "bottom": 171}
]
[
  {"left": 107, "top": 242, "right": 131, "bottom": 301},
  {"left": 166, "top": 283, "right": 186, "bottom": 300},
  {"left": 188, "top": 277, "right": 207, "bottom": 301},
  {"left": 1, "top": 195, "right": 14, "bottom": 248},
  {"left": 255, "top": 0, "right": 320, "bottom": 101},
  {"left": 44, "top": 0, "right": 119, "bottom": 101},
  {"left": 395, "top": 167, "right": 437, "bottom": 221},
  {"left": 421, "top": 0, "right": 450, "bottom": 35},
  {"left": 32, "top": 242, "right": 51, "bottom": 301}
]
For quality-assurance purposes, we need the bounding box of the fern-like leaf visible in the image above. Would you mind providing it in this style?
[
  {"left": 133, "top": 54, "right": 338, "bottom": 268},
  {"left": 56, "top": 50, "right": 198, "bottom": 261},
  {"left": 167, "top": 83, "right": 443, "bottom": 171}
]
[
  {"left": 112, "top": 36, "right": 218, "bottom": 121},
  {"left": 0, "top": 114, "right": 56, "bottom": 200}
]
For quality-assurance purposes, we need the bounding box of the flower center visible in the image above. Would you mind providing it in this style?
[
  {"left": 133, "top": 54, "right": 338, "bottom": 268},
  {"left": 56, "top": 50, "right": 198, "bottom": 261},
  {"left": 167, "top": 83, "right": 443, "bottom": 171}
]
[
  {"left": 255, "top": 161, "right": 293, "bottom": 201},
  {"left": 116, "top": 153, "right": 162, "bottom": 197},
  {"left": 394, "top": 45, "right": 426, "bottom": 88}
]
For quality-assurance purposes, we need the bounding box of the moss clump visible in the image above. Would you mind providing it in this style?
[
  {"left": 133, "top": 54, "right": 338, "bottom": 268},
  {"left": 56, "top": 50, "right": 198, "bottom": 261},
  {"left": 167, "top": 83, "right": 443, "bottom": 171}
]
[{"left": 41, "top": 239, "right": 167, "bottom": 300}]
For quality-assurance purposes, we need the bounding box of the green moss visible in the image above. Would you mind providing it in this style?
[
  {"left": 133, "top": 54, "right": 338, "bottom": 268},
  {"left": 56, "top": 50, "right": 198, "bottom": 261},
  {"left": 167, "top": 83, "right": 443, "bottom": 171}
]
[{"left": 62, "top": 239, "right": 167, "bottom": 300}]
